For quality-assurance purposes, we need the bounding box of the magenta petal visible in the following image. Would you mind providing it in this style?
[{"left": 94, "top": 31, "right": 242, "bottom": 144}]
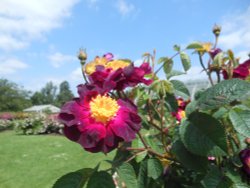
[
  {"left": 140, "top": 62, "right": 151, "bottom": 74},
  {"left": 64, "top": 126, "right": 81, "bottom": 142},
  {"left": 126, "top": 113, "right": 141, "bottom": 131},
  {"left": 110, "top": 114, "right": 136, "bottom": 141},
  {"left": 104, "top": 127, "right": 116, "bottom": 147},
  {"left": 79, "top": 124, "right": 106, "bottom": 149}
]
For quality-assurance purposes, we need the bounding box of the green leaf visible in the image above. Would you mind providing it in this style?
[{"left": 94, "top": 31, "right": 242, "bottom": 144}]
[
  {"left": 172, "top": 140, "right": 208, "bottom": 172},
  {"left": 87, "top": 171, "right": 115, "bottom": 188},
  {"left": 170, "top": 80, "right": 190, "bottom": 100},
  {"left": 157, "top": 57, "right": 167, "bottom": 64},
  {"left": 201, "top": 166, "right": 222, "bottom": 188},
  {"left": 186, "top": 42, "right": 203, "bottom": 50},
  {"left": 185, "top": 100, "right": 198, "bottom": 117},
  {"left": 150, "top": 80, "right": 174, "bottom": 96},
  {"left": 180, "top": 52, "right": 191, "bottom": 72},
  {"left": 138, "top": 160, "right": 148, "bottom": 188},
  {"left": 165, "top": 93, "right": 179, "bottom": 112},
  {"left": 180, "top": 112, "right": 228, "bottom": 157},
  {"left": 53, "top": 168, "right": 94, "bottom": 188},
  {"left": 166, "top": 70, "right": 185, "bottom": 79},
  {"left": 147, "top": 158, "right": 163, "bottom": 180},
  {"left": 229, "top": 109, "right": 250, "bottom": 138},
  {"left": 225, "top": 166, "right": 249, "bottom": 188},
  {"left": 145, "top": 134, "right": 164, "bottom": 153},
  {"left": 110, "top": 144, "right": 131, "bottom": 168},
  {"left": 212, "top": 107, "right": 228, "bottom": 119},
  {"left": 117, "top": 163, "right": 138, "bottom": 188},
  {"left": 201, "top": 166, "right": 232, "bottom": 188},
  {"left": 163, "top": 58, "right": 174, "bottom": 74},
  {"left": 197, "top": 79, "right": 250, "bottom": 111}
]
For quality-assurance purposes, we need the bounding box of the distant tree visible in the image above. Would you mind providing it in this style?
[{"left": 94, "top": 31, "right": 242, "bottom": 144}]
[
  {"left": 41, "top": 81, "right": 57, "bottom": 104},
  {"left": 0, "top": 79, "right": 31, "bottom": 112},
  {"left": 55, "top": 81, "right": 74, "bottom": 107},
  {"left": 31, "top": 92, "right": 44, "bottom": 105},
  {"left": 31, "top": 81, "right": 57, "bottom": 105}
]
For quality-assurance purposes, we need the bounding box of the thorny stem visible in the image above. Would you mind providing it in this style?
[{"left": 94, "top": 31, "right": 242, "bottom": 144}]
[
  {"left": 137, "top": 131, "right": 148, "bottom": 149},
  {"left": 198, "top": 52, "right": 214, "bottom": 86},
  {"left": 125, "top": 150, "right": 148, "bottom": 163},
  {"left": 160, "top": 98, "right": 166, "bottom": 148},
  {"left": 216, "top": 70, "right": 221, "bottom": 83},
  {"left": 213, "top": 36, "right": 219, "bottom": 49},
  {"left": 126, "top": 147, "right": 180, "bottom": 164},
  {"left": 126, "top": 147, "right": 145, "bottom": 151},
  {"left": 147, "top": 148, "right": 165, "bottom": 158},
  {"left": 146, "top": 101, "right": 162, "bottom": 132},
  {"left": 81, "top": 69, "right": 89, "bottom": 84},
  {"left": 154, "top": 51, "right": 180, "bottom": 75}
]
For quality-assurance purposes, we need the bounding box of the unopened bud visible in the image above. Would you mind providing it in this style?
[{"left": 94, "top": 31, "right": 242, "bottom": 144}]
[
  {"left": 213, "top": 24, "right": 221, "bottom": 37},
  {"left": 78, "top": 49, "right": 87, "bottom": 63}
]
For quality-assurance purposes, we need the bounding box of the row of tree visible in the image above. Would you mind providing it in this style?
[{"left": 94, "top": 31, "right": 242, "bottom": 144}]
[{"left": 0, "top": 79, "right": 74, "bottom": 112}]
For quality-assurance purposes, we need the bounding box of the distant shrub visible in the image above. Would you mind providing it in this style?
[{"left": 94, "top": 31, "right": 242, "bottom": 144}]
[
  {"left": 0, "top": 112, "right": 15, "bottom": 120},
  {"left": 14, "top": 112, "right": 30, "bottom": 119},
  {"left": 14, "top": 113, "right": 63, "bottom": 135},
  {"left": 0, "top": 119, "right": 16, "bottom": 131}
]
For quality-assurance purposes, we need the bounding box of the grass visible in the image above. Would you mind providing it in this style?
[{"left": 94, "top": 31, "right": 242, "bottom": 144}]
[{"left": 0, "top": 131, "right": 114, "bottom": 188}]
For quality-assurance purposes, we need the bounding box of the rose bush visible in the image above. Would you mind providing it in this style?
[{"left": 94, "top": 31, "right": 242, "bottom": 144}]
[{"left": 54, "top": 26, "right": 250, "bottom": 188}]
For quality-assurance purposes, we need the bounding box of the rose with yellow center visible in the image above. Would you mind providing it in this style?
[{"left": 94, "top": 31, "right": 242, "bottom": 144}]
[
  {"left": 90, "top": 95, "right": 119, "bottom": 124},
  {"left": 172, "top": 97, "right": 189, "bottom": 122},
  {"left": 88, "top": 54, "right": 153, "bottom": 92},
  {"left": 58, "top": 84, "right": 141, "bottom": 153}
]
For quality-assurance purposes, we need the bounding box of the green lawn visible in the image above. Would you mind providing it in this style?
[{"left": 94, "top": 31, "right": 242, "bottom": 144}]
[{"left": 0, "top": 131, "right": 114, "bottom": 188}]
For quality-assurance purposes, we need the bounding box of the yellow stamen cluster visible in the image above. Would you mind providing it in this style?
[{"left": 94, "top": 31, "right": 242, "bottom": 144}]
[
  {"left": 85, "top": 57, "right": 130, "bottom": 75},
  {"left": 89, "top": 95, "right": 119, "bottom": 124},
  {"left": 106, "top": 60, "right": 130, "bottom": 70},
  {"left": 197, "top": 42, "right": 212, "bottom": 53},
  {"left": 179, "top": 110, "right": 186, "bottom": 119}
]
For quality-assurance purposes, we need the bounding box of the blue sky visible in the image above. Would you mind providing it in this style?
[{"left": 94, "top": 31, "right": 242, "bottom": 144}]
[{"left": 0, "top": 0, "right": 250, "bottom": 94}]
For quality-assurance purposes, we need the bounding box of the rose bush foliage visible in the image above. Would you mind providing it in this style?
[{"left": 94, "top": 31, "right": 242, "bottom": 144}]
[{"left": 54, "top": 26, "right": 250, "bottom": 188}]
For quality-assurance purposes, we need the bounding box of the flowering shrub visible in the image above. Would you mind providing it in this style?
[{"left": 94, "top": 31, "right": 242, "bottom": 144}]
[
  {"left": 0, "top": 112, "right": 15, "bottom": 120},
  {"left": 14, "top": 114, "right": 64, "bottom": 135},
  {"left": 54, "top": 26, "right": 250, "bottom": 188},
  {"left": 0, "top": 119, "right": 16, "bottom": 131}
]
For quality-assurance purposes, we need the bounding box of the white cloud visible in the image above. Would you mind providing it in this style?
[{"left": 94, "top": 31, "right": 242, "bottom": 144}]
[
  {"left": 115, "top": 0, "right": 135, "bottom": 16},
  {"left": 219, "top": 6, "right": 250, "bottom": 50},
  {"left": 70, "top": 67, "right": 83, "bottom": 81},
  {"left": 0, "top": 0, "right": 80, "bottom": 51},
  {"left": 86, "top": 0, "right": 99, "bottom": 9},
  {"left": 172, "top": 66, "right": 207, "bottom": 81},
  {"left": 134, "top": 59, "right": 143, "bottom": 67},
  {"left": 0, "top": 58, "right": 28, "bottom": 75},
  {"left": 48, "top": 52, "right": 76, "bottom": 68},
  {"left": 236, "top": 51, "right": 249, "bottom": 62}
]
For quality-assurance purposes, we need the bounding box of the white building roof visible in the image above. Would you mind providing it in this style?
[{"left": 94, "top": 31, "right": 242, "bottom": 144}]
[{"left": 23, "top": 104, "right": 60, "bottom": 113}]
